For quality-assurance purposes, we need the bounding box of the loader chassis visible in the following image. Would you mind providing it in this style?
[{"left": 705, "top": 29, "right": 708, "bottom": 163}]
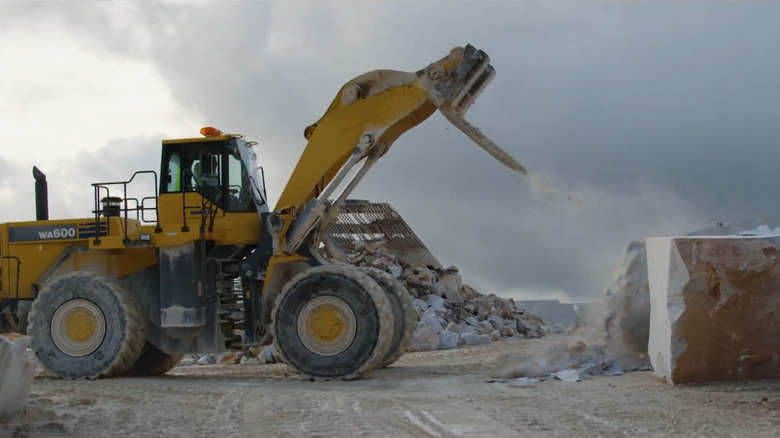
[{"left": 0, "top": 44, "right": 525, "bottom": 380}]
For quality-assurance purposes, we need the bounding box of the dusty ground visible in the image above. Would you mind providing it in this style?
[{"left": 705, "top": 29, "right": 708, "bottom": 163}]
[{"left": 3, "top": 335, "right": 780, "bottom": 437}]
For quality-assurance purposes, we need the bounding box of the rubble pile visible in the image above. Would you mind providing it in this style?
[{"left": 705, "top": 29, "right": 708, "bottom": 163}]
[{"left": 344, "top": 240, "right": 555, "bottom": 352}]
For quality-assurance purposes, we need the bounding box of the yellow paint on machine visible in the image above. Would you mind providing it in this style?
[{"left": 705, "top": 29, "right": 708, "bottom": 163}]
[
  {"left": 62, "top": 307, "right": 98, "bottom": 344},
  {"left": 274, "top": 81, "right": 433, "bottom": 214}
]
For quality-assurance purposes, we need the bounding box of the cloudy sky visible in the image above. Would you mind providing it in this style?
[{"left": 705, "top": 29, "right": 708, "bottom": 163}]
[{"left": 2, "top": 1, "right": 780, "bottom": 303}]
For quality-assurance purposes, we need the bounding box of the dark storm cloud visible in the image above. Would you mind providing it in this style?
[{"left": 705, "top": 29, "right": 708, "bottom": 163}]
[{"left": 3, "top": 1, "right": 780, "bottom": 301}]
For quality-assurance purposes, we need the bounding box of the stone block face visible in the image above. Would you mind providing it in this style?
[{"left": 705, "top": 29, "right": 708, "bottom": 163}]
[
  {"left": 0, "top": 333, "right": 36, "bottom": 419},
  {"left": 647, "top": 235, "right": 780, "bottom": 384}
]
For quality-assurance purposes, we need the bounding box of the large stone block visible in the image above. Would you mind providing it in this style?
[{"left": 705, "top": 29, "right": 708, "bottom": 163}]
[
  {"left": 646, "top": 235, "right": 780, "bottom": 384},
  {"left": 0, "top": 333, "right": 36, "bottom": 419},
  {"left": 603, "top": 241, "right": 651, "bottom": 370}
]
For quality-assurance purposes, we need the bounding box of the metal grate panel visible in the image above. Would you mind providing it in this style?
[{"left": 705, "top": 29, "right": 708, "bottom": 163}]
[{"left": 326, "top": 200, "right": 443, "bottom": 269}]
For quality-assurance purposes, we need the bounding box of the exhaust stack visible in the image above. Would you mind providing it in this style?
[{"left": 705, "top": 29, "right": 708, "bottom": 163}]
[{"left": 32, "top": 166, "right": 48, "bottom": 221}]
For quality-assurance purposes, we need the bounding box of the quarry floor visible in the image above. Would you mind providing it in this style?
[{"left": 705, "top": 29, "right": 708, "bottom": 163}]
[{"left": 4, "top": 335, "right": 780, "bottom": 438}]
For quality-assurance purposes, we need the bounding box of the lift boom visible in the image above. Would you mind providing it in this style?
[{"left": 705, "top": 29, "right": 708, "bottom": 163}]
[{"left": 276, "top": 44, "right": 527, "bottom": 254}]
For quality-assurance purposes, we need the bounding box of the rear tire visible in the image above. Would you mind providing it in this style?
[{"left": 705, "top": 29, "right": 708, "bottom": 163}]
[
  {"left": 271, "top": 264, "right": 393, "bottom": 380},
  {"left": 123, "top": 342, "right": 182, "bottom": 376},
  {"left": 27, "top": 271, "right": 146, "bottom": 379},
  {"left": 359, "top": 267, "right": 416, "bottom": 368}
]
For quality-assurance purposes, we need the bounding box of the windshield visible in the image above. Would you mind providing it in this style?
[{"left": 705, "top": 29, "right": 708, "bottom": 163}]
[{"left": 232, "top": 139, "right": 269, "bottom": 214}]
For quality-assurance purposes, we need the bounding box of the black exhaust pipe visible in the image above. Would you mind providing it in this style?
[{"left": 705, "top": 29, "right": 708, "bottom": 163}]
[{"left": 32, "top": 166, "right": 48, "bottom": 221}]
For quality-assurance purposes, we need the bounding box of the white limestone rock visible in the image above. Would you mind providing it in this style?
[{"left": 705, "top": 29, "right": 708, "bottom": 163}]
[
  {"left": 604, "top": 240, "right": 651, "bottom": 370},
  {"left": 461, "top": 333, "right": 491, "bottom": 346},
  {"left": 411, "top": 326, "right": 440, "bottom": 352},
  {"left": 477, "top": 320, "right": 494, "bottom": 335},
  {"left": 439, "top": 330, "right": 460, "bottom": 350},
  {"left": 426, "top": 295, "right": 447, "bottom": 313},
  {"left": 196, "top": 354, "right": 216, "bottom": 365},
  {"left": 259, "top": 345, "right": 278, "bottom": 364},
  {"left": 413, "top": 298, "right": 429, "bottom": 312},
  {"left": 0, "top": 333, "right": 35, "bottom": 419},
  {"left": 488, "top": 315, "right": 505, "bottom": 329}
]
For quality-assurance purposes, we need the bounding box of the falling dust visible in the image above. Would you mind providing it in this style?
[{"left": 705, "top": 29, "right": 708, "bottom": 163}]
[
  {"left": 490, "top": 241, "right": 652, "bottom": 383},
  {"left": 527, "top": 171, "right": 586, "bottom": 207}
]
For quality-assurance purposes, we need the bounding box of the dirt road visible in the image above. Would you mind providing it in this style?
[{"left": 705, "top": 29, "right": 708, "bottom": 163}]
[{"left": 4, "top": 335, "right": 780, "bottom": 437}]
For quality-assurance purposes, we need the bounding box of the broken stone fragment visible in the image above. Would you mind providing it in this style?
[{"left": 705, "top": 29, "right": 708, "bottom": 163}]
[
  {"left": 421, "top": 307, "right": 443, "bottom": 333},
  {"left": 461, "top": 333, "right": 491, "bottom": 346},
  {"left": 259, "top": 345, "right": 278, "bottom": 364},
  {"left": 499, "top": 325, "right": 514, "bottom": 337},
  {"left": 431, "top": 281, "right": 447, "bottom": 297},
  {"left": 439, "top": 330, "right": 460, "bottom": 350},
  {"left": 418, "top": 267, "right": 435, "bottom": 281},
  {"left": 603, "top": 240, "right": 651, "bottom": 370},
  {"left": 177, "top": 356, "right": 197, "bottom": 367},
  {"left": 461, "top": 285, "right": 478, "bottom": 300},
  {"left": 426, "top": 295, "right": 447, "bottom": 313},
  {"left": 371, "top": 258, "right": 388, "bottom": 271},
  {"left": 0, "top": 333, "right": 35, "bottom": 419},
  {"left": 464, "top": 316, "right": 479, "bottom": 327},
  {"left": 387, "top": 263, "right": 403, "bottom": 278},
  {"left": 439, "top": 270, "right": 464, "bottom": 301},
  {"left": 490, "top": 329, "right": 501, "bottom": 342},
  {"left": 478, "top": 320, "right": 494, "bottom": 335},
  {"left": 460, "top": 325, "right": 479, "bottom": 336},
  {"left": 554, "top": 369, "right": 581, "bottom": 383},
  {"left": 218, "top": 351, "right": 243, "bottom": 365},
  {"left": 410, "top": 326, "right": 440, "bottom": 351},
  {"left": 488, "top": 315, "right": 505, "bottom": 329},
  {"left": 647, "top": 235, "right": 780, "bottom": 384},
  {"left": 413, "top": 298, "right": 429, "bottom": 312},
  {"left": 196, "top": 354, "right": 216, "bottom": 365}
]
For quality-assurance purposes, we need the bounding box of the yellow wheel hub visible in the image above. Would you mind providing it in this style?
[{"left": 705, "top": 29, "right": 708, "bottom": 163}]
[
  {"left": 51, "top": 299, "right": 106, "bottom": 357},
  {"left": 309, "top": 306, "right": 346, "bottom": 343},
  {"left": 297, "top": 296, "right": 357, "bottom": 356}
]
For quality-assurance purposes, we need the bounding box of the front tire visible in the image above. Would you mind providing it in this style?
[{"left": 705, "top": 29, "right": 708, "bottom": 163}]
[
  {"left": 359, "top": 267, "right": 416, "bottom": 368},
  {"left": 27, "top": 271, "right": 146, "bottom": 379},
  {"left": 271, "top": 264, "right": 394, "bottom": 380}
]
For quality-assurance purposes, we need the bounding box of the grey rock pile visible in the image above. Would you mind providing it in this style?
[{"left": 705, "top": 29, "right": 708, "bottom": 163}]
[{"left": 345, "top": 240, "right": 552, "bottom": 352}]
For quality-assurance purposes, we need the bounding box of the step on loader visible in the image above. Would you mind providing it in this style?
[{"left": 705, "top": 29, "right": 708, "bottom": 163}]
[{"left": 0, "top": 44, "right": 526, "bottom": 380}]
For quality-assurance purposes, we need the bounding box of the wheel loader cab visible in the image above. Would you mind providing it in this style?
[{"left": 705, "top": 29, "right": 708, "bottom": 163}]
[{"left": 160, "top": 139, "right": 256, "bottom": 214}]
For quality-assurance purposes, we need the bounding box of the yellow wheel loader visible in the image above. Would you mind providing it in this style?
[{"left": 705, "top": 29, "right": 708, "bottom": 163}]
[{"left": 0, "top": 45, "right": 526, "bottom": 380}]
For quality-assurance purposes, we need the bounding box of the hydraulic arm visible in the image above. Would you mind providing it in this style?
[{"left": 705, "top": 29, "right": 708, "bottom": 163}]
[{"left": 277, "top": 44, "right": 527, "bottom": 253}]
